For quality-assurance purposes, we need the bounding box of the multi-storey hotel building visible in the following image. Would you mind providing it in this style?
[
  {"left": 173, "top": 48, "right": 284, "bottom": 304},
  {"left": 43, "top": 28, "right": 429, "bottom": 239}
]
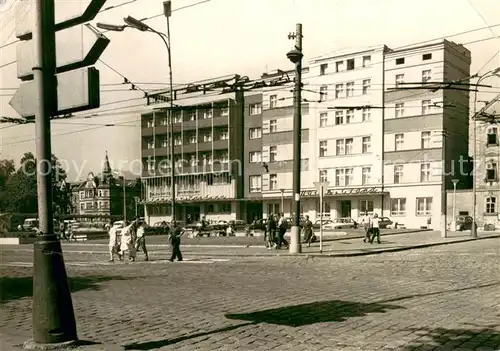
[{"left": 256, "top": 40, "right": 471, "bottom": 229}]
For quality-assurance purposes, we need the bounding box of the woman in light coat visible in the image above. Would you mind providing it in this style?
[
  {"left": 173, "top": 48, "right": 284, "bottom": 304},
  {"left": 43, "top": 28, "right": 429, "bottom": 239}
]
[{"left": 120, "top": 221, "right": 136, "bottom": 261}]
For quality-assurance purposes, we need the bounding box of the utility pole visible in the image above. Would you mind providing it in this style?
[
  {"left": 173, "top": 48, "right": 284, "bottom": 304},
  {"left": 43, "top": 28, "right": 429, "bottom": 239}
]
[
  {"left": 122, "top": 178, "right": 127, "bottom": 222},
  {"left": 286, "top": 23, "right": 303, "bottom": 254},
  {"left": 166, "top": 3, "right": 176, "bottom": 223},
  {"left": 29, "top": 0, "right": 78, "bottom": 346},
  {"left": 440, "top": 130, "right": 448, "bottom": 238}
]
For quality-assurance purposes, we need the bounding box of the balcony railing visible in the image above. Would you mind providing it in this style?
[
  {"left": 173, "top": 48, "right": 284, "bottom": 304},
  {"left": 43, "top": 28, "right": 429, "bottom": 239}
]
[{"left": 144, "top": 181, "right": 235, "bottom": 202}]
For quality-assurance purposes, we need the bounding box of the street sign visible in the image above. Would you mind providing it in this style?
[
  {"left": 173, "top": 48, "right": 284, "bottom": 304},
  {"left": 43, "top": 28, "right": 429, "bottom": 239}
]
[
  {"left": 9, "top": 67, "right": 100, "bottom": 118},
  {"left": 15, "top": 0, "right": 107, "bottom": 40},
  {"left": 17, "top": 25, "right": 109, "bottom": 81}
]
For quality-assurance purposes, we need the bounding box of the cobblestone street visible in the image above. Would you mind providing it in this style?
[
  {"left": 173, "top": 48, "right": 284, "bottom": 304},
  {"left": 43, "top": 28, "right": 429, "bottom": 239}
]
[{"left": 1, "top": 238, "right": 499, "bottom": 350}]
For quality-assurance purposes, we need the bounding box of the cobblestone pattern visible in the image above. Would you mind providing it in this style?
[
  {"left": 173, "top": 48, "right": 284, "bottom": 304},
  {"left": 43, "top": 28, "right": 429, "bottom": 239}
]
[{"left": 1, "top": 240, "right": 499, "bottom": 350}]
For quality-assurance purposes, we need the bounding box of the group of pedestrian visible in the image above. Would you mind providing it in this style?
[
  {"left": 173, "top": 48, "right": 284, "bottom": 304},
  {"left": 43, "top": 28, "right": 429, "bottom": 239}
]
[
  {"left": 264, "top": 212, "right": 290, "bottom": 249},
  {"left": 107, "top": 219, "right": 185, "bottom": 263},
  {"left": 107, "top": 218, "right": 149, "bottom": 262},
  {"left": 360, "top": 211, "right": 381, "bottom": 244}
]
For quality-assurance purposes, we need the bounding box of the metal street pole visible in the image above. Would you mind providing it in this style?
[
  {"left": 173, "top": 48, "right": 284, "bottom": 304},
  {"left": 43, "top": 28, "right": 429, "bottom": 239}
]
[
  {"left": 280, "top": 188, "right": 285, "bottom": 213},
  {"left": 441, "top": 130, "right": 448, "bottom": 238},
  {"left": 451, "top": 179, "right": 458, "bottom": 231},
  {"left": 122, "top": 178, "right": 127, "bottom": 222},
  {"left": 30, "top": 0, "right": 78, "bottom": 346},
  {"left": 287, "top": 23, "right": 303, "bottom": 254},
  {"left": 319, "top": 185, "right": 324, "bottom": 254}
]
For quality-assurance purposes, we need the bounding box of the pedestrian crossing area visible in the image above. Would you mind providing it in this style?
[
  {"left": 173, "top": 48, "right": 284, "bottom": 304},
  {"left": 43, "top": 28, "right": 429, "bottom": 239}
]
[{"left": 0, "top": 258, "right": 232, "bottom": 268}]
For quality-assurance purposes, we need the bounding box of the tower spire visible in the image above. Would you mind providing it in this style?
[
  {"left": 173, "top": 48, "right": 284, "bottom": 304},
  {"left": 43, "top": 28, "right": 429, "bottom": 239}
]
[{"left": 102, "top": 151, "right": 112, "bottom": 181}]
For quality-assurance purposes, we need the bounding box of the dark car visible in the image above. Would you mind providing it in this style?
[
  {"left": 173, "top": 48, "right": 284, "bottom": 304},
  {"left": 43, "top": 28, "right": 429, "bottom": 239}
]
[
  {"left": 378, "top": 217, "right": 393, "bottom": 229},
  {"left": 455, "top": 215, "right": 478, "bottom": 231}
]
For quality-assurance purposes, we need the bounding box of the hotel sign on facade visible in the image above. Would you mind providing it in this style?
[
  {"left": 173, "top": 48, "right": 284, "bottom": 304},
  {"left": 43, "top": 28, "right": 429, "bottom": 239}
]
[{"left": 299, "top": 187, "right": 385, "bottom": 197}]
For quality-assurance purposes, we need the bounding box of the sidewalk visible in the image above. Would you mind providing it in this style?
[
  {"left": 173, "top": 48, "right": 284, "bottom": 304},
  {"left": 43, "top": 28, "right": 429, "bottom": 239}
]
[{"left": 55, "top": 230, "right": 500, "bottom": 259}]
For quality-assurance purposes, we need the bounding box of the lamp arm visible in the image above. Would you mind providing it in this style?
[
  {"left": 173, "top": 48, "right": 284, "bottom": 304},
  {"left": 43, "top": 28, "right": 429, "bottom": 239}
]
[{"left": 149, "top": 28, "right": 170, "bottom": 52}]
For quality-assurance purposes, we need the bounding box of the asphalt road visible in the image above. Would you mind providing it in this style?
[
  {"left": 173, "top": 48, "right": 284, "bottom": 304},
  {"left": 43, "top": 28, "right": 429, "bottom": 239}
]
[{"left": 1, "top": 239, "right": 499, "bottom": 351}]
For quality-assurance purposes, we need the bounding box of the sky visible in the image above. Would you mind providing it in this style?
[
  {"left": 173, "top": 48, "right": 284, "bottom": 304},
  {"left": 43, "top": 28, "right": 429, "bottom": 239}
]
[{"left": 1, "top": 0, "right": 500, "bottom": 181}]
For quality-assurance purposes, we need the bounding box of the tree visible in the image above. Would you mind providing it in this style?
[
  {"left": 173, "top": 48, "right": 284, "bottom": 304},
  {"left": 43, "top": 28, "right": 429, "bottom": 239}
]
[
  {"left": 0, "top": 153, "right": 70, "bottom": 215},
  {"left": 0, "top": 159, "right": 15, "bottom": 211}
]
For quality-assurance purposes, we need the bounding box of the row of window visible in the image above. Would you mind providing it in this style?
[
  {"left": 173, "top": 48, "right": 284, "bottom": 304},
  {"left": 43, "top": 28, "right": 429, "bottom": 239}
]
[
  {"left": 80, "top": 201, "right": 109, "bottom": 210},
  {"left": 319, "top": 167, "right": 372, "bottom": 186},
  {"left": 146, "top": 129, "right": 229, "bottom": 149},
  {"left": 317, "top": 79, "right": 372, "bottom": 102},
  {"left": 79, "top": 190, "right": 108, "bottom": 199},
  {"left": 394, "top": 69, "right": 432, "bottom": 88},
  {"left": 144, "top": 108, "right": 229, "bottom": 128},
  {"left": 319, "top": 136, "right": 372, "bottom": 156},
  {"left": 393, "top": 131, "right": 432, "bottom": 151},
  {"left": 144, "top": 153, "right": 230, "bottom": 171},
  {"left": 390, "top": 197, "right": 432, "bottom": 216},
  {"left": 319, "top": 55, "right": 372, "bottom": 76},
  {"left": 319, "top": 108, "right": 372, "bottom": 126}
]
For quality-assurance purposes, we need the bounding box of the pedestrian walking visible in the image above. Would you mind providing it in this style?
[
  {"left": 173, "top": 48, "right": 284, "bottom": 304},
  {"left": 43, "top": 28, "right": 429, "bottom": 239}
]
[
  {"left": 135, "top": 221, "right": 149, "bottom": 261},
  {"left": 302, "top": 215, "right": 314, "bottom": 247},
  {"left": 60, "top": 221, "right": 69, "bottom": 242},
  {"left": 277, "top": 213, "right": 289, "bottom": 249},
  {"left": 108, "top": 223, "right": 120, "bottom": 262},
  {"left": 361, "top": 211, "right": 372, "bottom": 243},
  {"left": 119, "top": 221, "right": 136, "bottom": 261},
  {"left": 169, "top": 221, "right": 184, "bottom": 262},
  {"left": 369, "top": 213, "right": 381, "bottom": 244},
  {"left": 266, "top": 213, "right": 277, "bottom": 249}
]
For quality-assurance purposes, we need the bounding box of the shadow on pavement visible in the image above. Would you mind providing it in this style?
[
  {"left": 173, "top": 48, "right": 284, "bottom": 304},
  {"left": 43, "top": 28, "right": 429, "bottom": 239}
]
[
  {"left": 0, "top": 275, "right": 131, "bottom": 304},
  {"left": 400, "top": 325, "right": 500, "bottom": 350},
  {"left": 124, "top": 322, "right": 256, "bottom": 350},
  {"left": 225, "top": 299, "right": 403, "bottom": 327}
]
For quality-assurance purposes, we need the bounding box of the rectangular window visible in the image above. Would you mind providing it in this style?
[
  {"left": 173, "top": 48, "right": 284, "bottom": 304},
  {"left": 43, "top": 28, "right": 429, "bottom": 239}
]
[
  {"left": 359, "top": 200, "right": 374, "bottom": 214},
  {"left": 362, "top": 136, "right": 371, "bottom": 153},
  {"left": 147, "top": 140, "right": 154, "bottom": 149},
  {"left": 221, "top": 107, "right": 229, "bottom": 116},
  {"left": 147, "top": 119, "right": 154, "bottom": 128},
  {"left": 249, "top": 151, "right": 262, "bottom": 163},
  {"left": 422, "top": 100, "right": 432, "bottom": 115},
  {"left": 249, "top": 127, "right": 262, "bottom": 139},
  {"left": 335, "top": 84, "right": 344, "bottom": 99},
  {"left": 219, "top": 129, "right": 229, "bottom": 140},
  {"left": 174, "top": 113, "right": 182, "bottom": 123},
  {"left": 249, "top": 175, "right": 262, "bottom": 193},
  {"left": 319, "top": 85, "right": 328, "bottom": 101},
  {"left": 487, "top": 127, "right": 498, "bottom": 145},
  {"left": 203, "top": 109, "right": 213, "bottom": 119},
  {"left": 320, "top": 63, "right": 328, "bottom": 75},
  {"left": 362, "top": 79, "right": 371, "bottom": 95},
  {"left": 362, "top": 107, "right": 371, "bottom": 122},
  {"left": 269, "top": 95, "right": 277, "bottom": 108},
  {"left": 335, "top": 110, "right": 344, "bottom": 124},
  {"left": 394, "top": 165, "right": 403, "bottom": 183},
  {"left": 346, "top": 59, "right": 355, "bottom": 70},
  {"left": 174, "top": 136, "right": 182, "bottom": 146},
  {"left": 362, "top": 55, "right": 371, "bottom": 67},
  {"left": 319, "top": 112, "right": 328, "bottom": 127},
  {"left": 486, "top": 162, "right": 498, "bottom": 181},
  {"left": 395, "top": 103, "right": 404, "bottom": 118},
  {"left": 395, "top": 74, "right": 404, "bottom": 87},
  {"left": 345, "top": 138, "right": 353, "bottom": 155},
  {"left": 416, "top": 197, "right": 432, "bottom": 216},
  {"left": 319, "top": 169, "right": 328, "bottom": 182},
  {"left": 161, "top": 117, "right": 168, "bottom": 125},
  {"left": 269, "top": 119, "right": 277, "bottom": 133},
  {"left": 319, "top": 140, "right": 328, "bottom": 157},
  {"left": 335, "top": 169, "right": 345, "bottom": 186},
  {"left": 269, "top": 174, "right": 278, "bottom": 190},
  {"left": 423, "top": 53, "right": 432, "bottom": 60},
  {"left": 391, "top": 198, "right": 406, "bottom": 216},
  {"left": 161, "top": 138, "right": 169, "bottom": 148},
  {"left": 395, "top": 133, "right": 404, "bottom": 151},
  {"left": 420, "top": 163, "right": 431, "bottom": 182},
  {"left": 422, "top": 70, "right": 432, "bottom": 83},
  {"left": 345, "top": 168, "right": 353, "bottom": 185},
  {"left": 269, "top": 146, "right": 277, "bottom": 162},
  {"left": 188, "top": 111, "right": 196, "bottom": 121},
  {"left": 346, "top": 109, "right": 354, "bottom": 123},
  {"left": 335, "top": 61, "right": 344, "bottom": 72},
  {"left": 249, "top": 103, "right": 262, "bottom": 115},
  {"left": 362, "top": 167, "right": 371, "bottom": 185},
  {"left": 203, "top": 132, "right": 212, "bottom": 142},
  {"left": 346, "top": 82, "right": 354, "bottom": 97},
  {"left": 396, "top": 58, "right": 405, "bottom": 65},
  {"left": 485, "top": 196, "right": 496, "bottom": 214},
  {"left": 421, "top": 131, "right": 431, "bottom": 148},
  {"left": 336, "top": 140, "right": 345, "bottom": 155},
  {"left": 189, "top": 134, "right": 197, "bottom": 144}
]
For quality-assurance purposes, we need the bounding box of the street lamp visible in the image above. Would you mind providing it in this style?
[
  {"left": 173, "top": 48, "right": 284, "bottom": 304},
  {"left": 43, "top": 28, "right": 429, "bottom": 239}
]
[
  {"left": 451, "top": 179, "right": 459, "bottom": 231},
  {"left": 471, "top": 66, "right": 500, "bottom": 238},
  {"left": 279, "top": 188, "right": 285, "bottom": 213},
  {"left": 96, "top": 1, "right": 176, "bottom": 221},
  {"left": 287, "top": 24, "right": 303, "bottom": 254},
  {"left": 119, "top": 176, "right": 127, "bottom": 222}
]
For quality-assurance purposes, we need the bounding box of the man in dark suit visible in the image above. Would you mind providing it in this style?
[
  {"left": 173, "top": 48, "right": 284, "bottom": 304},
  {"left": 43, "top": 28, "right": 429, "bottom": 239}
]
[{"left": 169, "top": 221, "right": 184, "bottom": 262}]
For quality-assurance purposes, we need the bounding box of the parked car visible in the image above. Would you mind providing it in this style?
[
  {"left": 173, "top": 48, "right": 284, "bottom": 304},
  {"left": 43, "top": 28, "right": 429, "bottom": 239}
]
[
  {"left": 313, "top": 219, "right": 332, "bottom": 229},
  {"left": 323, "top": 218, "right": 358, "bottom": 230},
  {"left": 455, "top": 215, "right": 478, "bottom": 231},
  {"left": 377, "top": 217, "right": 393, "bottom": 229}
]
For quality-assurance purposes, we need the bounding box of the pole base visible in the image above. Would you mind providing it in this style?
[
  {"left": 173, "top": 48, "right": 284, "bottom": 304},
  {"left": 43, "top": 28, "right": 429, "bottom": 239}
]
[
  {"left": 23, "top": 339, "right": 125, "bottom": 350},
  {"left": 289, "top": 226, "right": 302, "bottom": 254},
  {"left": 471, "top": 226, "right": 478, "bottom": 238},
  {"left": 440, "top": 214, "right": 447, "bottom": 238}
]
